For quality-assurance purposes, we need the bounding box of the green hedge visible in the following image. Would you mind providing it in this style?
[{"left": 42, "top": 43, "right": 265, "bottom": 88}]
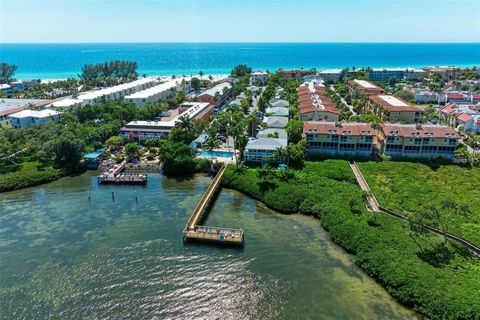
[
  {"left": 0, "top": 163, "right": 61, "bottom": 192},
  {"left": 222, "top": 161, "right": 480, "bottom": 320}
]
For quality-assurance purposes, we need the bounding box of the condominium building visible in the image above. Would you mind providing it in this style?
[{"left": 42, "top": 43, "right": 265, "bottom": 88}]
[
  {"left": 250, "top": 71, "right": 269, "bottom": 85},
  {"left": 377, "top": 123, "right": 459, "bottom": 159},
  {"left": 0, "top": 98, "right": 52, "bottom": 128},
  {"left": 366, "top": 68, "right": 425, "bottom": 81},
  {"left": 8, "top": 109, "right": 62, "bottom": 128},
  {"left": 348, "top": 79, "right": 384, "bottom": 96},
  {"left": 276, "top": 69, "right": 315, "bottom": 81},
  {"left": 367, "top": 95, "right": 423, "bottom": 123},
  {"left": 422, "top": 66, "right": 463, "bottom": 78},
  {"left": 440, "top": 104, "right": 480, "bottom": 133},
  {"left": 303, "top": 121, "right": 375, "bottom": 157},
  {"left": 124, "top": 79, "right": 184, "bottom": 107},
  {"left": 119, "top": 102, "right": 212, "bottom": 141},
  {"left": 297, "top": 85, "right": 340, "bottom": 122},
  {"left": 197, "top": 82, "right": 232, "bottom": 106}
]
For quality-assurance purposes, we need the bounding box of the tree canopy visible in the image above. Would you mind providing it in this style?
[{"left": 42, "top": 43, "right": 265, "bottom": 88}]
[{"left": 0, "top": 63, "right": 17, "bottom": 84}]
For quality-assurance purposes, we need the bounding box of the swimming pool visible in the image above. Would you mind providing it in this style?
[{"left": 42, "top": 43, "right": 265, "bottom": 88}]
[{"left": 199, "top": 150, "right": 234, "bottom": 158}]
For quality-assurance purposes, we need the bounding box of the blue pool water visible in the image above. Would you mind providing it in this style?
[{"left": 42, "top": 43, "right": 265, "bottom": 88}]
[
  {"left": 0, "top": 43, "right": 479, "bottom": 79},
  {"left": 199, "top": 150, "right": 234, "bottom": 158}
]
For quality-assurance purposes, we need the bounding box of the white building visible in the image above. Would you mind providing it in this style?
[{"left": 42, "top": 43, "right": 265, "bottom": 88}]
[
  {"left": 8, "top": 109, "right": 61, "bottom": 128},
  {"left": 124, "top": 79, "right": 184, "bottom": 107},
  {"left": 250, "top": 71, "right": 269, "bottom": 85},
  {"left": 119, "top": 102, "right": 212, "bottom": 141},
  {"left": 48, "top": 98, "right": 83, "bottom": 110},
  {"left": 77, "top": 78, "right": 158, "bottom": 105},
  {"left": 244, "top": 137, "right": 288, "bottom": 163}
]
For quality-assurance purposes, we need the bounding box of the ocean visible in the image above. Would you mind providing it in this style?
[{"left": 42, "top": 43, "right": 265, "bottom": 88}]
[{"left": 1, "top": 42, "right": 479, "bottom": 79}]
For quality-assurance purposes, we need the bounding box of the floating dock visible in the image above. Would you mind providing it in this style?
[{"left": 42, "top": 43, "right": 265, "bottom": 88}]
[
  {"left": 97, "top": 160, "right": 147, "bottom": 184},
  {"left": 183, "top": 165, "right": 244, "bottom": 246}
]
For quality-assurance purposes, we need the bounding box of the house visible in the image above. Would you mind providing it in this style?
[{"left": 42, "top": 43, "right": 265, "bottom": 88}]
[
  {"left": 472, "top": 94, "right": 480, "bottom": 104},
  {"left": 8, "top": 109, "right": 61, "bottom": 128},
  {"left": 0, "top": 84, "right": 12, "bottom": 96},
  {"left": 244, "top": 137, "right": 288, "bottom": 163},
  {"left": 409, "top": 88, "right": 439, "bottom": 103},
  {"left": 446, "top": 92, "right": 469, "bottom": 104},
  {"left": 270, "top": 99, "right": 290, "bottom": 109},
  {"left": 10, "top": 81, "right": 25, "bottom": 92},
  {"left": 124, "top": 79, "right": 184, "bottom": 107},
  {"left": 257, "top": 128, "right": 288, "bottom": 139},
  {"left": 246, "top": 85, "right": 260, "bottom": 94},
  {"left": 377, "top": 123, "right": 459, "bottom": 159},
  {"left": 250, "top": 71, "right": 269, "bottom": 85},
  {"left": 367, "top": 95, "right": 423, "bottom": 123},
  {"left": 348, "top": 79, "right": 384, "bottom": 96},
  {"left": 229, "top": 98, "right": 243, "bottom": 108},
  {"left": 0, "top": 98, "right": 52, "bottom": 128},
  {"left": 264, "top": 116, "right": 288, "bottom": 129},
  {"left": 119, "top": 102, "right": 212, "bottom": 141},
  {"left": 440, "top": 104, "right": 480, "bottom": 133},
  {"left": 297, "top": 85, "right": 340, "bottom": 122},
  {"left": 303, "top": 121, "right": 374, "bottom": 157},
  {"left": 265, "top": 106, "right": 289, "bottom": 117},
  {"left": 197, "top": 82, "right": 232, "bottom": 106}
]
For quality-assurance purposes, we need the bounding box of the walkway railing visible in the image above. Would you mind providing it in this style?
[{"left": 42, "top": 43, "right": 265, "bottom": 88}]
[{"left": 348, "top": 160, "right": 480, "bottom": 257}]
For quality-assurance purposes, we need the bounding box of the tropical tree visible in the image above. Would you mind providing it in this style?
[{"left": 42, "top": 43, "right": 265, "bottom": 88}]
[
  {"left": 246, "top": 113, "right": 262, "bottom": 137},
  {"left": 0, "top": 63, "right": 17, "bottom": 83},
  {"left": 191, "top": 77, "right": 201, "bottom": 91},
  {"left": 203, "top": 137, "right": 219, "bottom": 151},
  {"left": 199, "top": 70, "right": 204, "bottom": 78},
  {"left": 175, "top": 114, "right": 194, "bottom": 132},
  {"left": 231, "top": 64, "right": 252, "bottom": 78},
  {"left": 125, "top": 142, "right": 140, "bottom": 160},
  {"left": 285, "top": 119, "right": 304, "bottom": 144},
  {"left": 105, "top": 136, "right": 124, "bottom": 152}
]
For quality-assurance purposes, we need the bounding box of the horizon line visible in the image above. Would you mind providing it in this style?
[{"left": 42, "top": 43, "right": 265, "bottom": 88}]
[{"left": 2, "top": 41, "right": 480, "bottom": 45}]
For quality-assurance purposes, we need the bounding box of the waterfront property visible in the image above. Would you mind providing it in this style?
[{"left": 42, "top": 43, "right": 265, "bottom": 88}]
[
  {"left": 250, "top": 71, "right": 269, "bottom": 85},
  {"left": 275, "top": 68, "right": 316, "bottom": 81},
  {"left": 263, "top": 116, "right": 288, "bottom": 129},
  {"left": 423, "top": 66, "right": 464, "bottom": 78},
  {"left": 256, "top": 128, "right": 288, "bottom": 139},
  {"left": 196, "top": 82, "right": 232, "bottom": 107},
  {"left": 244, "top": 137, "right": 288, "bottom": 163},
  {"left": 8, "top": 109, "right": 61, "bottom": 128},
  {"left": 120, "top": 102, "right": 212, "bottom": 141},
  {"left": 297, "top": 85, "right": 340, "bottom": 122},
  {"left": 348, "top": 79, "right": 384, "bottom": 96},
  {"left": 367, "top": 94, "right": 423, "bottom": 123},
  {"left": 303, "top": 121, "right": 374, "bottom": 157},
  {"left": 366, "top": 68, "right": 425, "bottom": 81},
  {"left": 377, "top": 123, "right": 459, "bottom": 159}
]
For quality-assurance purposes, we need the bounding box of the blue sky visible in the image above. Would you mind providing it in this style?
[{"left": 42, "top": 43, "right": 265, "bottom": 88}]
[{"left": 1, "top": 0, "right": 479, "bottom": 43}]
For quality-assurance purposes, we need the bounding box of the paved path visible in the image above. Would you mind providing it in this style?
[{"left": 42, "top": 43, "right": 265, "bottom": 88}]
[{"left": 330, "top": 85, "right": 356, "bottom": 115}]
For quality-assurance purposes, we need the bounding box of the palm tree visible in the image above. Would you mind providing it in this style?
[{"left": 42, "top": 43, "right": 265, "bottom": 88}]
[
  {"left": 203, "top": 137, "right": 219, "bottom": 151},
  {"left": 175, "top": 114, "right": 194, "bottom": 132},
  {"left": 199, "top": 71, "right": 204, "bottom": 78}
]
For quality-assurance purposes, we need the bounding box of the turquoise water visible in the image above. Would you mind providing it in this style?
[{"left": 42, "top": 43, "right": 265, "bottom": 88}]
[
  {"left": 0, "top": 172, "right": 420, "bottom": 319},
  {"left": 1, "top": 42, "right": 479, "bottom": 79},
  {"left": 199, "top": 150, "right": 234, "bottom": 158}
]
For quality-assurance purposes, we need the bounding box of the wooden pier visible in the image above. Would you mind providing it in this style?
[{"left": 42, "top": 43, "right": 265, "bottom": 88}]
[
  {"left": 97, "top": 160, "right": 147, "bottom": 185},
  {"left": 183, "top": 165, "right": 244, "bottom": 246}
]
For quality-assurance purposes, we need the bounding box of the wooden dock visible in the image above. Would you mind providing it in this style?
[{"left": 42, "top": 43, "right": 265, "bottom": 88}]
[
  {"left": 97, "top": 160, "right": 147, "bottom": 184},
  {"left": 183, "top": 165, "right": 244, "bottom": 246}
]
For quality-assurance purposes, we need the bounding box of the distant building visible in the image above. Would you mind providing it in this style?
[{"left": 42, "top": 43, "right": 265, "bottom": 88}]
[
  {"left": 366, "top": 68, "right": 425, "bottom": 81},
  {"left": 316, "top": 69, "right": 343, "bottom": 82},
  {"left": 367, "top": 95, "right": 423, "bottom": 123},
  {"left": 440, "top": 104, "right": 480, "bottom": 133},
  {"left": 0, "top": 84, "right": 12, "bottom": 96},
  {"left": 297, "top": 85, "right": 340, "bottom": 122},
  {"left": 348, "top": 79, "right": 384, "bottom": 96},
  {"left": 8, "top": 109, "right": 62, "bottom": 128},
  {"left": 446, "top": 92, "right": 470, "bottom": 104},
  {"left": 119, "top": 102, "right": 212, "bottom": 142},
  {"left": 303, "top": 121, "right": 374, "bottom": 157},
  {"left": 377, "top": 123, "right": 459, "bottom": 159},
  {"left": 124, "top": 79, "right": 185, "bottom": 107},
  {"left": 197, "top": 82, "right": 232, "bottom": 107},
  {"left": 276, "top": 69, "right": 315, "bottom": 81},
  {"left": 405, "top": 88, "right": 439, "bottom": 103},
  {"left": 423, "top": 66, "right": 463, "bottom": 78},
  {"left": 250, "top": 71, "right": 269, "bottom": 85}
]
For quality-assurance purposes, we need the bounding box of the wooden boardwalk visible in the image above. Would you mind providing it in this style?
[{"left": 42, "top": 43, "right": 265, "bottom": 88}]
[
  {"left": 183, "top": 165, "right": 244, "bottom": 246},
  {"left": 348, "top": 160, "right": 380, "bottom": 211}
]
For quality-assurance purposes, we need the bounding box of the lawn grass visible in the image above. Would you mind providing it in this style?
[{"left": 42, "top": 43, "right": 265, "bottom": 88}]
[
  {"left": 357, "top": 161, "right": 480, "bottom": 247},
  {"left": 223, "top": 160, "right": 480, "bottom": 320},
  {"left": 0, "top": 161, "right": 61, "bottom": 192}
]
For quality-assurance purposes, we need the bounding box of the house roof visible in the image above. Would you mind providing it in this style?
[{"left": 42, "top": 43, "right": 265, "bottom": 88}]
[
  {"left": 265, "top": 106, "right": 289, "bottom": 117},
  {"left": 378, "top": 123, "right": 459, "bottom": 139},
  {"left": 8, "top": 109, "right": 61, "bottom": 118},
  {"left": 440, "top": 105, "right": 456, "bottom": 115},
  {"left": 457, "top": 113, "right": 472, "bottom": 122},
  {"left": 264, "top": 116, "right": 288, "bottom": 128},
  {"left": 270, "top": 99, "right": 290, "bottom": 108},
  {"left": 369, "top": 95, "right": 422, "bottom": 112},
  {"left": 303, "top": 121, "right": 373, "bottom": 136},
  {"left": 257, "top": 128, "right": 288, "bottom": 139},
  {"left": 297, "top": 85, "right": 340, "bottom": 115},
  {"left": 199, "top": 82, "right": 232, "bottom": 98},
  {"left": 245, "top": 137, "right": 287, "bottom": 150},
  {"left": 447, "top": 93, "right": 465, "bottom": 100}
]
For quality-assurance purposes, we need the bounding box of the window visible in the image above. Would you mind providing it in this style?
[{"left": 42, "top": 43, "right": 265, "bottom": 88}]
[
  {"left": 364, "top": 136, "right": 373, "bottom": 143},
  {"left": 422, "top": 138, "right": 430, "bottom": 144},
  {"left": 387, "top": 137, "right": 395, "bottom": 143},
  {"left": 340, "top": 136, "right": 347, "bottom": 142},
  {"left": 414, "top": 139, "right": 421, "bottom": 145}
]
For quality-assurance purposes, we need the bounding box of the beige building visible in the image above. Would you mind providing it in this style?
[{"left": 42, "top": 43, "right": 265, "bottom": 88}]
[
  {"left": 348, "top": 79, "right": 384, "bottom": 96},
  {"left": 377, "top": 123, "right": 459, "bottom": 159},
  {"left": 367, "top": 95, "right": 422, "bottom": 123},
  {"left": 303, "top": 121, "right": 375, "bottom": 157}
]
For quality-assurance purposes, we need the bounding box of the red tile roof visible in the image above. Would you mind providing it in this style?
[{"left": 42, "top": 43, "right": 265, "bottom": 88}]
[
  {"left": 447, "top": 93, "right": 465, "bottom": 100},
  {"left": 303, "top": 121, "right": 373, "bottom": 136},
  {"left": 440, "top": 105, "right": 455, "bottom": 115},
  {"left": 378, "top": 123, "right": 459, "bottom": 139},
  {"left": 472, "top": 94, "right": 480, "bottom": 100},
  {"left": 297, "top": 86, "right": 340, "bottom": 115},
  {"left": 0, "top": 106, "right": 27, "bottom": 117},
  {"left": 457, "top": 113, "right": 472, "bottom": 122}
]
